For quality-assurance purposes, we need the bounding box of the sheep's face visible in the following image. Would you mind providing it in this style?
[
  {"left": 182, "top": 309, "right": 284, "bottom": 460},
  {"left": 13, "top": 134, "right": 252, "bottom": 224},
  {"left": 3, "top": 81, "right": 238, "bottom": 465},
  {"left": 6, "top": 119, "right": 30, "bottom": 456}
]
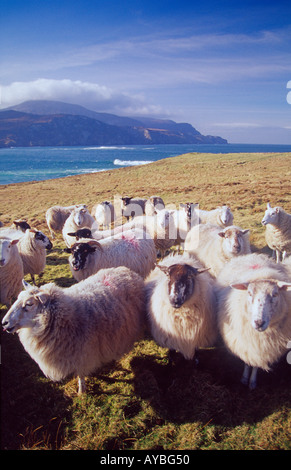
[
  {"left": 158, "top": 263, "right": 206, "bottom": 308},
  {"left": 219, "top": 227, "right": 249, "bottom": 256},
  {"left": 261, "top": 204, "right": 280, "bottom": 226},
  {"left": 33, "top": 230, "right": 53, "bottom": 250},
  {"left": 68, "top": 242, "right": 97, "bottom": 271},
  {"left": 2, "top": 282, "right": 44, "bottom": 334},
  {"left": 157, "top": 210, "right": 171, "bottom": 229},
  {"left": 231, "top": 280, "right": 291, "bottom": 332},
  {"left": 219, "top": 206, "right": 233, "bottom": 226},
  {"left": 73, "top": 207, "right": 89, "bottom": 227},
  {"left": 0, "top": 238, "right": 19, "bottom": 267}
]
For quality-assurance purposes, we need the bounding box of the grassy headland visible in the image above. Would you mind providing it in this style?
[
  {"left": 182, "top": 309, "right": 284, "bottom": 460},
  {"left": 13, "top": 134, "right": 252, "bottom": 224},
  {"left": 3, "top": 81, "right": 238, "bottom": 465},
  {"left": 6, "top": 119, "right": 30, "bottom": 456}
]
[{"left": 1, "top": 151, "right": 291, "bottom": 450}]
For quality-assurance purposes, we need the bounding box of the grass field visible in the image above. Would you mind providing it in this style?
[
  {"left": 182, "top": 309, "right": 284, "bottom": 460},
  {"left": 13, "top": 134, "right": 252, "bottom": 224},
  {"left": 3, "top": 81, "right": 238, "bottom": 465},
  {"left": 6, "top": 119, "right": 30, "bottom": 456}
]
[{"left": 1, "top": 151, "right": 291, "bottom": 451}]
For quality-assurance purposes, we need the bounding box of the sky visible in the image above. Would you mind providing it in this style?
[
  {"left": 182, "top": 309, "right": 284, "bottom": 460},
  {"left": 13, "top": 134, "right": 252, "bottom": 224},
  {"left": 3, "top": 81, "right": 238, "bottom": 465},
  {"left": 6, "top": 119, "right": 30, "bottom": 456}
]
[{"left": 1, "top": 0, "right": 291, "bottom": 144}]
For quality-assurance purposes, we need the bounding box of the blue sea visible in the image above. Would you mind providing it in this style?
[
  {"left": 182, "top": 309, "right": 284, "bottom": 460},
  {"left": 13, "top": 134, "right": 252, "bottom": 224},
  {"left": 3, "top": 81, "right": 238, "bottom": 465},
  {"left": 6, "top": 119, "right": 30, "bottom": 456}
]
[{"left": 1, "top": 143, "right": 291, "bottom": 185}]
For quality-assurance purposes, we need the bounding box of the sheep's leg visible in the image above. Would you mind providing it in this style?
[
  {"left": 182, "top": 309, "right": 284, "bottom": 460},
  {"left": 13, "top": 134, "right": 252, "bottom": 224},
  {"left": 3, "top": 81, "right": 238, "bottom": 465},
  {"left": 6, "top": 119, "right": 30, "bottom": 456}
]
[
  {"left": 78, "top": 376, "right": 86, "bottom": 394},
  {"left": 248, "top": 367, "right": 258, "bottom": 390},
  {"left": 276, "top": 250, "right": 281, "bottom": 263},
  {"left": 241, "top": 364, "right": 251, "bottom": 386},
  {"left": 30, "top": 274, "right": 36, "bottom": 285},
  {"left": 282, "top": 251, "right": 287, "bottom": 262}
]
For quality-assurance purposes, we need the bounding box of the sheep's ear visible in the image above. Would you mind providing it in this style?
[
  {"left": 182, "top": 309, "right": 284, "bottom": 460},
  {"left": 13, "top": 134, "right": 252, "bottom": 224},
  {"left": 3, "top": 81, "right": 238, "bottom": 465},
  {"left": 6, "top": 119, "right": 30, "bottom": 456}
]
[
  {"left": 67, "top": 232, "right": 77, "bottom": 237},
  {"left": 267, "top": 202, "right": 272, "bottom": 209},
  {"left": 196, "top": 267, "right": 211, "bottom": 275},
  {"left": 35, "top": 291, "right": 49, "bottom": 305},
  {"left": 23, "top": 280, "right": 33, "bottom": 290},
  {"left": 63, "top": 248, "right": 72, "bottom": 253},
  {"left": 277, "top": 281, "right": 291, "bottom": 291},
  {"left": 230, "top": 283, "right": 249, "bottom": 290},
  {"left": 157, "top": 265, "right": 169, "bottom": 275},
  {"left": 242, "top": 229, "right": 250, "bottom": 235},
  {"left": 218, "top": 231, "right": 225, "bottom": 238},
  {"left": 87, "top": 240, "right": 103, "bottom": 251},
  {"left": 11, "top": 239, "right": 20, "bottom": 245}
]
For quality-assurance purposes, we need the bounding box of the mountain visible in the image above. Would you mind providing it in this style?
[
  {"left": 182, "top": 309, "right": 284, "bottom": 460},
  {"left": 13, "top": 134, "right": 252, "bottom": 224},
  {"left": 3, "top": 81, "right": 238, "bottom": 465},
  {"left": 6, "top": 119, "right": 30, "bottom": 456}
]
[{"left": 0, "top": 100, "right": 228, "bottom": 147}]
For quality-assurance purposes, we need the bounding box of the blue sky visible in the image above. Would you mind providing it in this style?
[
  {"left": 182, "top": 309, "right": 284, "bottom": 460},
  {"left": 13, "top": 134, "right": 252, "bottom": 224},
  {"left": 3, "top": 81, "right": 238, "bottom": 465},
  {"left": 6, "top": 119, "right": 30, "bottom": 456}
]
[{"left": 1, "top": 0, "right": 291, "bottom": 143}]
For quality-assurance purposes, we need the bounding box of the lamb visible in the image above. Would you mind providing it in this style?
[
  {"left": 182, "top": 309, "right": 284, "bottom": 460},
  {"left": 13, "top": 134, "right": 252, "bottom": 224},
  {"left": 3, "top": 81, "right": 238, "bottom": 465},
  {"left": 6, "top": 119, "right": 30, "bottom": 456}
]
[
  {"left": 184, "top": 223, "right": 251, "bottom": 277},
  {"left": 91, "top": 201, "right": 116, "bottom": 229},
  {"left": 0, "top": 237, "right": 24, "bottom": 307},
  {"left": 2, "top": 267, "right": 146, "bottom": 394},
  {"left": 120, "top": 196, "right": 147, "bottom": 221},
  {"left": 144, "top": 196, "right": 165, "bottom": 216},
  {"left": 62, "top": 205, "right": 96, "bottom": 248},
  {"left": 195, "top": 205, "right": 234, "bottom": 228},
  {"left": 145, "top": 253, "right": 218, "bottom": 363},
  {"left": 46, "top": 204, "right": 87, "bottom": 239},
  {"left": 17, "top": 229, "right": 53, "bottom": 285},
  {"left": 65, "top": 228, "right": 157, "bottom": 282},
  {"left": 261, "top": 202, "right": 291, "bottom": 262},
  {"left": 216, "top": 252, "right": 291, "bottom": 389}
]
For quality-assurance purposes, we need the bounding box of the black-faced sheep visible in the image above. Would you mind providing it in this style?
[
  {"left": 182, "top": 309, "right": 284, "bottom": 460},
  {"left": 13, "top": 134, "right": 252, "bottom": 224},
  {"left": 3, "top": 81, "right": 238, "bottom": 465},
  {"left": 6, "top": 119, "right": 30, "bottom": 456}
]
[
  {"left": 145, "top": 253, "right": 218, "bottom": 363},
  {"left": 120, "top": 197, "right": 147, "bottom": 221},
  {"left": 17, "top": 229, "right": 53, "bottom": 285},
  {"left": 2, "top": 267, "right": 146, "bottom": 394},
  {"left": 65, "top": 228, "right": 157, "bottom": 281}
]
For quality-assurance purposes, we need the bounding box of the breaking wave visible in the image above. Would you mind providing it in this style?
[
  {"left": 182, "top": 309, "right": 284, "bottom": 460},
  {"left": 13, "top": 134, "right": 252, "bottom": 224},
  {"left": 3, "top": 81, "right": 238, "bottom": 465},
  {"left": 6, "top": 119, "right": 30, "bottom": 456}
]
[{"left": 114, "top": 159, "right": 153, "bottom": 166}]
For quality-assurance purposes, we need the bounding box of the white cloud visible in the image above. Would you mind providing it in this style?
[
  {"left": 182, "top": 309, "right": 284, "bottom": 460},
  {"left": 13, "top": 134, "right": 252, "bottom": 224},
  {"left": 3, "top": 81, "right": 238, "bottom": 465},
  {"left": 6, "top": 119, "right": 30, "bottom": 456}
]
[{"left": 0, "top": 78, "right": 165, "bottom": 116}]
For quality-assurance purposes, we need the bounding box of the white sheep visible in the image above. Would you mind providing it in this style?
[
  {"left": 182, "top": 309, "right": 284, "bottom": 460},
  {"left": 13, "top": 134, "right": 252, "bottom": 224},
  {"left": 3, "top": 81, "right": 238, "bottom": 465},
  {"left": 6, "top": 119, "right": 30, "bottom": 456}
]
[
  {"left": 17, "top": 229, "right": 53, "bottom": 285},
  {"left": 261, "top": 202, "right": 291, "bottom": 262},
  {"left": 195, "top": 205, "right": 234, "bottom": 227},
  {"left": 62, "top": 205, "right": 96, "bottom": 248},
  {"left": 133, "top": 209, "right": 177, "bottom": 257},
  {"left": 184, "top": 223, "right": 251, "bottom": 277},
  {"left": 145, "top": 253, "right": 218, "bottom": 362},
  {"left": 144, "top": 196, "right": 165, "bottom": 216},
  {"left": 46, "top": 204, "right": 87, "bottom": 239},
  {"left": 170, "top": 202, "right": 199, "bottom": 246},
  {"left": 2, "top": 267, "right": 146, "bottom": 394},
  {"left": 0, "top": 237, "right": 24, "bottom": 307},
  {"left": 216, "top": 252, "right": 291, "bottom": 389},
  {"left": 66, "top": 228, "right": 157, "bottom": 282},
  {"left": 120, "top": 196, "right": 147, "bottom": 221},
  {"left": 91, "top": 201, "right": 116, "bottom": 229}
]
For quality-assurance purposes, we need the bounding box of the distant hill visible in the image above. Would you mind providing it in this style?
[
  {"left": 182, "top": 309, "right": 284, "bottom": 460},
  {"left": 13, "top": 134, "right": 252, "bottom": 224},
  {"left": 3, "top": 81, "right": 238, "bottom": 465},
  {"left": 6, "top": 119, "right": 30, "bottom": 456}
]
[{"left": 0, "top": 100, "right": 228, "bottom": 147}]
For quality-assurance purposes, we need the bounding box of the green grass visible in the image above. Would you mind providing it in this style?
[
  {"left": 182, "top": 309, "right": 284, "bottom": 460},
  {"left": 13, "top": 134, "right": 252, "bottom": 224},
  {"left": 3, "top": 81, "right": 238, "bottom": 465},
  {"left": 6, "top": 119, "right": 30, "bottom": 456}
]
[{"left": 1, "top": 152, "right": 291, "bottom": 450}]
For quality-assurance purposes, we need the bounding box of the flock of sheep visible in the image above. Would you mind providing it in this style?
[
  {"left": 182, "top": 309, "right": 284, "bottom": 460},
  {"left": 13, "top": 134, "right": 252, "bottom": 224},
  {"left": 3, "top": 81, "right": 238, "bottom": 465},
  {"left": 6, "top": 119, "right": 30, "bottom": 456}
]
[{"left": 1, "top": 195, "right": 291, "bottom": 395}]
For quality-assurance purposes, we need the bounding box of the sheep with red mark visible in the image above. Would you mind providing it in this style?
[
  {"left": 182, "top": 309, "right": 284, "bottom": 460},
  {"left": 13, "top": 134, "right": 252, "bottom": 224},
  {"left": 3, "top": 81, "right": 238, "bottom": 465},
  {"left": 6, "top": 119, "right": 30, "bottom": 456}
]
[
  {"left": 65, "top": 228, "right": 156, "bottom": 281},
  {"left": 2, "top": 267, "right": 146, "bottom": 394}
]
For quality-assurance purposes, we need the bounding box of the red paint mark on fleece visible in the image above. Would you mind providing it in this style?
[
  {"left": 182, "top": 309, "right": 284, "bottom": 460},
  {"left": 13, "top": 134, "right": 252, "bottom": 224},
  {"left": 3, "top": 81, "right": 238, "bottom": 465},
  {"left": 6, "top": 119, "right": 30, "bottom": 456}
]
[
  {"left": 103, "top": 274, "right": 115, "bottom": 287},
  {"left": 121, "top": 233, "right": 140, "bottom": 250},
  {"left": 250, "top": 264, "right": 261, "bottom": 270}
]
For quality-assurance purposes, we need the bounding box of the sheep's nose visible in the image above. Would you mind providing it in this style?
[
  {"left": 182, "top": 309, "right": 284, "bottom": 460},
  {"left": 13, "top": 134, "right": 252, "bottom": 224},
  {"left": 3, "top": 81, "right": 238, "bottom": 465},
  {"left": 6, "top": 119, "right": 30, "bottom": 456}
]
[
  {"left": 0, "top": 259, "right": 5, "bottom": 267},
  {"left": 254, "top": 319, "right": 266, "bottom": 331}
]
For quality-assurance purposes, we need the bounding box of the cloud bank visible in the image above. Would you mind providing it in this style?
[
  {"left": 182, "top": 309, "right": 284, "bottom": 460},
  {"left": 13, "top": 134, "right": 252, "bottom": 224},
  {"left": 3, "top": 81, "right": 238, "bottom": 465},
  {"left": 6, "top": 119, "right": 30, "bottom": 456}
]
[{"left": 0, "top": 78, "right": 164, "bottom": 116}]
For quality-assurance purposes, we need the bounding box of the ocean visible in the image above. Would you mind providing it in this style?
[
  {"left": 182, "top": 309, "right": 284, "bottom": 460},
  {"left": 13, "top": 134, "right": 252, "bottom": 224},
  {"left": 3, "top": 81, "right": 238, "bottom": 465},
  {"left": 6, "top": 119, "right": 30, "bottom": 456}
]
[{"left": 1, "top": 143, "right": 291, "bottom": 185}]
